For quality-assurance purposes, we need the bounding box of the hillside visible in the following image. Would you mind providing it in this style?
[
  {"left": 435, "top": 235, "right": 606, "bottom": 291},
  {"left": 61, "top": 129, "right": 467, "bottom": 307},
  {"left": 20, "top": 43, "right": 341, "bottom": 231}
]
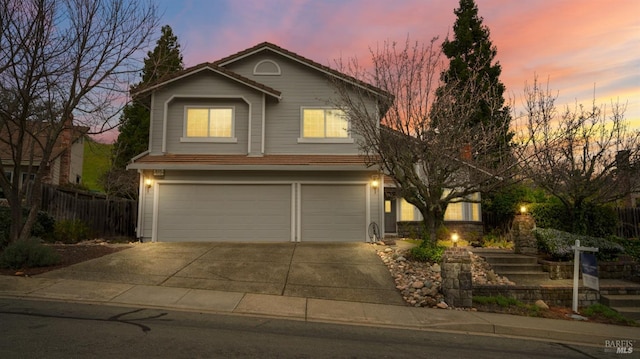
[{"left": 82, "top": 139, "right": 112, "bottom": 192}]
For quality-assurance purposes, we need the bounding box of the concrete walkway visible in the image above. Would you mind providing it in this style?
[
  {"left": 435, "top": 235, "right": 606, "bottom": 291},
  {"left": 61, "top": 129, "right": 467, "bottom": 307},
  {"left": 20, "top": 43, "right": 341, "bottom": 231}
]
[{"left": 0, "top": 242, "right": 638, "bottom": 347}]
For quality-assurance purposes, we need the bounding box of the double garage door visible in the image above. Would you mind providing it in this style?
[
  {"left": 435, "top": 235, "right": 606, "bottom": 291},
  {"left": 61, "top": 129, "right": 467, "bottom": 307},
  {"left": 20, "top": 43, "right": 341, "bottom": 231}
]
[{"left": 156, "top": 183, "right": 367, "bottom": 242}]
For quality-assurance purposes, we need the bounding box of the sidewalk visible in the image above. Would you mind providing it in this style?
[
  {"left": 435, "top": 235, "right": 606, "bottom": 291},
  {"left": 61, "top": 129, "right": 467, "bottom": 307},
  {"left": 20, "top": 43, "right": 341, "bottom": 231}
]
[{"left": 1, "top": 274, "right": 638, "bottom": 347}]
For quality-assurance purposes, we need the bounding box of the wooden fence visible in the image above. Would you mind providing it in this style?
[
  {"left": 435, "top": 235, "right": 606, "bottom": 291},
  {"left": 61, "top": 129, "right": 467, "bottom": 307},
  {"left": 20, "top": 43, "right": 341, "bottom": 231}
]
[
  {"left": 616, "top": 207, "right": 640, "bottom": 239},
  {"left": 40, "top": 185, "right": 137, "bottom": 238}
]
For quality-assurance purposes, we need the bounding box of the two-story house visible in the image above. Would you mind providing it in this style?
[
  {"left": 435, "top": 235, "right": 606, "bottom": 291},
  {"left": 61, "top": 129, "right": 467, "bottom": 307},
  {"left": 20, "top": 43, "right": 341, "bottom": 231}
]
[{"left": 127, "top": 42, "right": 390, "bottom": 242}]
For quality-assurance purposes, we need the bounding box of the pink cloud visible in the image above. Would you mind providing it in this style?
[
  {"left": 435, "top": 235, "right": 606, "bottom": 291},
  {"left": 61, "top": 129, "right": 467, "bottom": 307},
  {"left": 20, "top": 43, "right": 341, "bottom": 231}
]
[{"left": 143, "top": 0, "right": 640, "bottom": 133}]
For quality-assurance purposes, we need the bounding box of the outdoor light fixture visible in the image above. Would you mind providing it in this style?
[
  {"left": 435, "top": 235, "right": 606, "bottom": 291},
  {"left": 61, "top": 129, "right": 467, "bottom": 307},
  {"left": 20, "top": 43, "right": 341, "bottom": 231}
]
[
  {"left": 371, "top": 175, "right": 380, "bottom": 193},
  {"left": 520, "top": 205, "right": 527, "bottom": 214},
  {"left": 145, "top": 178, "right": 152, "bottom": 192},
  {"left": 451, "top": 232, "right": 459, "bottom": 247}
]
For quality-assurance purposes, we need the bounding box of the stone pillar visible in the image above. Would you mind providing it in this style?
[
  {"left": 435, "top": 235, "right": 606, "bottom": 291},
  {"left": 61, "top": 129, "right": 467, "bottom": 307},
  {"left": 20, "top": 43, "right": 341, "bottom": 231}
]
[
  {"left": 513, "top": 213, "right": 537, "bottom": 255},
  {"left": 441, "top": 247, "right": 472, "bottom": 308}
]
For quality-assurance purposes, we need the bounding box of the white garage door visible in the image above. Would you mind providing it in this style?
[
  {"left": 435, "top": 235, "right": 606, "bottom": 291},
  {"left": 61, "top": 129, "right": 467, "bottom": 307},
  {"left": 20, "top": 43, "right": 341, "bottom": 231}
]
[
  {"left": 157, "top": 184, "right": 291, "bottom": 242},
  {"left": 301, "top": 184, "right": 366, "bottom": 242}
]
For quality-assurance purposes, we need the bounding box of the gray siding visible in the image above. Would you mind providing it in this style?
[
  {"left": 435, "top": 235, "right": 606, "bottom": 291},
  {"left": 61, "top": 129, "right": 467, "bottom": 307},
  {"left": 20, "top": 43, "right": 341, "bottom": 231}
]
[
  {"left": 149, "top": 71, "right": 264, "bottom": 155},
  {"left": 224, "top": 54, "right": 371, "bottom": 155}
]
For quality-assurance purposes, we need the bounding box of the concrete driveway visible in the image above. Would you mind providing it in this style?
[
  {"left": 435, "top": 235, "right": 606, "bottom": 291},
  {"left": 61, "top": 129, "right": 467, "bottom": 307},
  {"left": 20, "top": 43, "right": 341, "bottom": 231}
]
[{"left": 38, "top": 242, "right": 405, "bottom": 306}]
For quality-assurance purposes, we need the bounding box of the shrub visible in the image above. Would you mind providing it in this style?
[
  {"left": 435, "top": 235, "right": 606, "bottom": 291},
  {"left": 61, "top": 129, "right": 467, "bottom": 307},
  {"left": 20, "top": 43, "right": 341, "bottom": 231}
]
[
  {"left": 533, "top": 228, "right": 624, "bottom": 261},
  {"left": 0, "top": 207, "right": 56, "bottom": 247},
  {"left": 54, "top": 219, "right": 91, "bottom": 244},
  {"left": 530, "top": 202, "right": 618, "bottom": 238},
  {"left": 607, "top": 236, "right": 640, "bottom": 262},
  {"left": 408, "top": 237, "right": 446, "bottom": 263},
  {"left": 0, "top": 237, "right": 60, "bottom": 269},
  {"left": 480, "top": 233, "right": 513, "bottom": 249}
]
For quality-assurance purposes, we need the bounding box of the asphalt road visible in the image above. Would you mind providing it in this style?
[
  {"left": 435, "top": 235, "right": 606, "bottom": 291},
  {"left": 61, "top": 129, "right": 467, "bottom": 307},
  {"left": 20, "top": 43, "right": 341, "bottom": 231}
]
[{"left": 0, "top": 298, "right": 613, "bottom": 358}]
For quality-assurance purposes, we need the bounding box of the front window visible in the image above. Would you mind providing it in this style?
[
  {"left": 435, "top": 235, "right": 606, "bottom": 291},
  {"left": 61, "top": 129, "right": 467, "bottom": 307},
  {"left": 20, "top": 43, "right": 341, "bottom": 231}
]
[
  {"left": 186, "top": 107, "right": 233, "bottom": 138},
  {"left": 302, "top": 108, "right": 348, "bottom": 139}
]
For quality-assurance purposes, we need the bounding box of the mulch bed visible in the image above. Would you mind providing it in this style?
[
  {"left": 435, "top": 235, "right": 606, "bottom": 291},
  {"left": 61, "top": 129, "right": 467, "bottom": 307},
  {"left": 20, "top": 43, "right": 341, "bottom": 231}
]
[{"left": 0, "top": 242, "right": 132, "bottom": 277}]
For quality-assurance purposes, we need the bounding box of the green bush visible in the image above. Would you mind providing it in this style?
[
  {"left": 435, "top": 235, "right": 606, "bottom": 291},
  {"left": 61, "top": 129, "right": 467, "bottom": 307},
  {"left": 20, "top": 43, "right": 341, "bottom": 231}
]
[
  {"left": 533, "top": 228, "right": 624, "bottom": 261},
  {"left": 408, "top": 237, "right": 446, "bottom": 263},
  {"left": 54, "top": 219, "right": 90, "bottom": 244},
  {"left": 607, "top": 236, "right": 640, "bottom": 262},
  {"left": 530, "top": 202, "right": 618, "bottom": 238},
  {"left": 483, "top": 184, "right": 546, "bottom": 233},
  {"left": 480, "top": 232, "right": 513, "bottom": 249},
  {"left": 0, "top": 207, "right": 56, "bottom": 247},
  {"left": 0, "top": 237, "right": 60, "bottom": 269}
]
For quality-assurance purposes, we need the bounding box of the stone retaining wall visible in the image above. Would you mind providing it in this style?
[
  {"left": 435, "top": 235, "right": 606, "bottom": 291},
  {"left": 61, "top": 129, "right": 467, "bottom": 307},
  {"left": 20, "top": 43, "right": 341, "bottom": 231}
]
[
  {"left": 473, "top": 284, "right": 640, "bottom": 307},
  {"left": 473, "top": 285, "right": 600, "bottom": 307}
]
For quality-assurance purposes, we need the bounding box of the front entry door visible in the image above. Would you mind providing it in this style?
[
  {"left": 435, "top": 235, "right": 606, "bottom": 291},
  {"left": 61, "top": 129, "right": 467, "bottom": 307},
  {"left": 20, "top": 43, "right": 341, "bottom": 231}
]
[{"left": 384, "top": 199, "right": 397, "bottom": 233}]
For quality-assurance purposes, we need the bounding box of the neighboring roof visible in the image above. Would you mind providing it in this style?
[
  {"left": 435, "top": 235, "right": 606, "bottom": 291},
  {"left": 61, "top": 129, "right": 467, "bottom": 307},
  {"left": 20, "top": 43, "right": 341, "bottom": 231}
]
[
  {"left": 132, "top": 63, "right": 282, "bottom": 99},
  {"left": 214, "top": 42, "right": 392, "bottom": 99},
  {"left": 127, "top": 154, "right": 376, "bottom": 171}
]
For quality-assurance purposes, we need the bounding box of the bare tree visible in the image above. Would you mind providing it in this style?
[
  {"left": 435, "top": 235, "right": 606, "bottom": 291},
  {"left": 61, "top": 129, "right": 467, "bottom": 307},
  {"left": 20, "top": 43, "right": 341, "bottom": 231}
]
[
  {"left": 0, "top": 0, "right": 158, "bottom": 244},
  {"left": 517, "top": 77, "right": 640, "bottom": 234},
  {"left": 332, "top": 38, "right": 515, "bottom": 241}
]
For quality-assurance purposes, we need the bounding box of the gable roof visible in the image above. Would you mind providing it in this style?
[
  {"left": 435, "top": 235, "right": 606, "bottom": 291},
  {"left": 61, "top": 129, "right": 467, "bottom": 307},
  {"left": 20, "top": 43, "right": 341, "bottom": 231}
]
[
  {"left": 131, "top": 63, "right": 282, "bottom": 100},
  {"left": 214, "top": 42, "right": 392, "bottom": 99},
  {"left": 132, "top": 42, "right": 391, "bottom": 103}
]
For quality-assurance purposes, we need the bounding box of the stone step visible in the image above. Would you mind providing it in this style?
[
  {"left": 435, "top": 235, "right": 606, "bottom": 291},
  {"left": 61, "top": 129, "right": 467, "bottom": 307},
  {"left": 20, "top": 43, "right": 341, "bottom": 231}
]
[
  {"left": 601, "top": 294, "right": 640, "bottom": 307},
  {"left": 481, "top": 255, "right": 538, "bottom": 265},
  {"left": 490, "top": 264, "right": 546, "bottom": 273},
  {"left": 498, "top": 272, "right": 551, "bottom": 283}
]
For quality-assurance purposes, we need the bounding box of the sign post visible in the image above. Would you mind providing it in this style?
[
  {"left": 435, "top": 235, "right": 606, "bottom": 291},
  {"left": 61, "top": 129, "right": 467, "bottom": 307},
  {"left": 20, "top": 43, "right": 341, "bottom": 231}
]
[{"left": 571, "top": 240, "right": 599, "bottom": 316}]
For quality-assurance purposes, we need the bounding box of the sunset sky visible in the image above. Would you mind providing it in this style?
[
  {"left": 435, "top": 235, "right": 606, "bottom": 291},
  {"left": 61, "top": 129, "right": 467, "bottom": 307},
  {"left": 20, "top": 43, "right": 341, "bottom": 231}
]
[{"left": 99, "top": 0, "right": 639, "bottom": 141}]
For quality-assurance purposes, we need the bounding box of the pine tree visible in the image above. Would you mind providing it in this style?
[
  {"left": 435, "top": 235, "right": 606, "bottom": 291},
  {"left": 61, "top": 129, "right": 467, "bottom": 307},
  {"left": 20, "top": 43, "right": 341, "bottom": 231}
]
[
  {"left": 112, "top": 25, "right": 184, "bottom": 169},
  {"left": 433, "top": 0, "right": 513, "bottom": 164}
]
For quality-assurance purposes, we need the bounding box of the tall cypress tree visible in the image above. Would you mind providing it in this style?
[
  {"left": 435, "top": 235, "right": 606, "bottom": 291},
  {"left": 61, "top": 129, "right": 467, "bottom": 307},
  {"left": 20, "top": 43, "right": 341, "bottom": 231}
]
[
  {"left": 112, "top": 25, "right": 184, "bottom": 169},
  {"left": 433, "top": 0, "right": 513, "bottom": 164}
]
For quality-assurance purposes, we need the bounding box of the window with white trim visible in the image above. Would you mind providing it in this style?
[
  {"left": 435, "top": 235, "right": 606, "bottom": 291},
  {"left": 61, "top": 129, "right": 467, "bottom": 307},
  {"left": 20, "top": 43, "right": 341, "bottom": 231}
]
[
  {"left": 185, "top": 107, "right": 234, "bottom": 138},
  {"left": 301, "top": 108, "right": 349, "bottom": 139},
  {"left": 399, "top": 192, "right": 481, "bottom": 222}
]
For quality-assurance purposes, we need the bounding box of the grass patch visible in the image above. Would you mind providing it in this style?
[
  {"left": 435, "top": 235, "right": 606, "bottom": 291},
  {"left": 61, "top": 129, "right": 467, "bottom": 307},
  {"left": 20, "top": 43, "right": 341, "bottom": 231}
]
[
  {"left": 82, "top": 139, "right": 112, "bottom": 192},
  {"left": 582, "top": 303, "right": 639, "bottom": 326}
]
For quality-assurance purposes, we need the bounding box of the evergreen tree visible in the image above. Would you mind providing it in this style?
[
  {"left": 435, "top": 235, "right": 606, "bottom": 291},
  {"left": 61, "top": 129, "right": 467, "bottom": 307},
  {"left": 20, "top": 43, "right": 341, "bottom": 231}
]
[
  {"left": 433, "top": 0, "right": 513, "bottom": 165},
  {"left": 112, "top": 25, "right": 184, "bottom": 169}
]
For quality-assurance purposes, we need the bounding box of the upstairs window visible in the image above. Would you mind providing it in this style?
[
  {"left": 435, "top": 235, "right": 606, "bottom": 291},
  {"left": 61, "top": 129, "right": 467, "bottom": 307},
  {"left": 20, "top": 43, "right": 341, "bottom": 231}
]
[
  {"left": 185, "top": 107, "right": 234, "bottom": 138},
  {"left": 301, "top": 108, "right": 349, "bottom": 139}
]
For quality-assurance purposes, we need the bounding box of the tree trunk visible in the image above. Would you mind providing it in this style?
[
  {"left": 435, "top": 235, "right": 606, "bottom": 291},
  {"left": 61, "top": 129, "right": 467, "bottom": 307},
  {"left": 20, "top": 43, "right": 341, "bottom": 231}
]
[{"left": 419, "top": 205, "right": 445, "bottom": 245}]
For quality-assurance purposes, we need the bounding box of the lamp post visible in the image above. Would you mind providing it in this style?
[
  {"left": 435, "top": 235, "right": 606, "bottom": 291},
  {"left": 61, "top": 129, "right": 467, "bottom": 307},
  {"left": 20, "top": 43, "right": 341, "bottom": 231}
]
[{"left": 451, "top": 232, "right": 459, "bottom": 247}]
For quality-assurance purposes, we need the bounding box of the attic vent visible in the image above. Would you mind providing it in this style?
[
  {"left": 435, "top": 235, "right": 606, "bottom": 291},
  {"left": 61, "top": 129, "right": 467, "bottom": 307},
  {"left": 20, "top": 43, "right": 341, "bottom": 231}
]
[{"left": 253, "top": 59, "right": 281, "bottom": 75}]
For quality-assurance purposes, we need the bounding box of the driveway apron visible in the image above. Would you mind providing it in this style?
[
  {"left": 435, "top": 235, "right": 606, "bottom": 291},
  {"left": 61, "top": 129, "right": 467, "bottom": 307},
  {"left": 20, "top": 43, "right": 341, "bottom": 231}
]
[{"left": 37, "top": 242, "right": 405, "bottom": 305}]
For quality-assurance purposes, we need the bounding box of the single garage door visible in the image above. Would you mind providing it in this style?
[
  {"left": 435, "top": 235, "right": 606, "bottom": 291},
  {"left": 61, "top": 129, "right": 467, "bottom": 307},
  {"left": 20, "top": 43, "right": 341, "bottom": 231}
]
[
  {"left": 157, "top": 184, "right": 291, "bottom": 242},
  {"left": 301, "top": 184, "right": 366, "bottom": 242}
]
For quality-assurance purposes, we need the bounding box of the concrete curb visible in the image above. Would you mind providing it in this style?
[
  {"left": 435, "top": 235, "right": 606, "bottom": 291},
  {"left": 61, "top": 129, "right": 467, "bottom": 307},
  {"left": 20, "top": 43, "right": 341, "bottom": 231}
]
[{"left": 1, "top": 275, "right": 638, "bottom": 347}]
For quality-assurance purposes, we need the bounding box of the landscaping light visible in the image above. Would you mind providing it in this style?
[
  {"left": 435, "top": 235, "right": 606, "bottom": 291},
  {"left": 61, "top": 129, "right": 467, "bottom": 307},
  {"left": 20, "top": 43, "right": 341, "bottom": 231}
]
[
  {"left": 451, "top": 232, "right": 459, "bottom": 247},
  {"left": 520, "top": 205, "right": 527, "bottom": 214}
]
